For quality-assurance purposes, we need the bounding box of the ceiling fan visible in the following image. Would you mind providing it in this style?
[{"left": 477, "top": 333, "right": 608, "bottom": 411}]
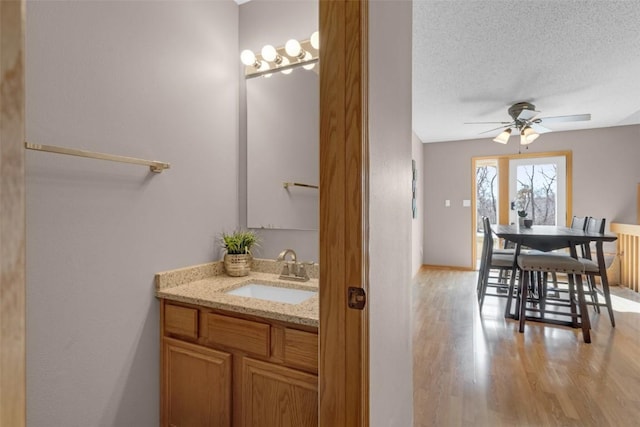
[{"left": 466, "top": 102, "right": 591, "bottom": 145}]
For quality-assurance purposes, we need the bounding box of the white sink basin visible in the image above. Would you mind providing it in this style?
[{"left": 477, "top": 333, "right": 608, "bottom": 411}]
[{"left": 225, "top": 283, "right": 317, "bottom": 305}]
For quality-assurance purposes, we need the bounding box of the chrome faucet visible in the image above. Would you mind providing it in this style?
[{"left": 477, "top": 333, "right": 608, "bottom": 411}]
[
  {"left": 276, "top": 249, "right": 310, "bottom": 282},
  {"left": 277, "top": 248, "right": 297, "bottom": 263}
]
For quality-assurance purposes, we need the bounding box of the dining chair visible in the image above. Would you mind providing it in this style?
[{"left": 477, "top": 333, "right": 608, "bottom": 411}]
[
  {"left": 572, "top": 215, "right": 591, "bottom": 257},
  {"left": 545, "top": 215, "right": 590, "bottom": 297},
  {"left": 517, "top": 253, "right": 591, "bottom": 343},
  {"left": 578, "top": 217, "right": 616, "bottom": 327},
  {"left": 477, "top": 217, "right": 516, "bottom": 312}
]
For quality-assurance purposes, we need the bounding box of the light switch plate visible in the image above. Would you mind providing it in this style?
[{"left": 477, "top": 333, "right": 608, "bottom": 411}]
[
  {"left": 462, "top": 199, "right": 471, "bottom": 207},
  {"left": 445, "top": 199, "right": 451, "bottom": 207}
]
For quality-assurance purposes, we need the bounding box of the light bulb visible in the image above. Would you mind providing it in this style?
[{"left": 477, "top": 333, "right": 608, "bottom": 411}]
[
  {"left": 285, "top": 39, "right": 302, "bottom": 57},
  {"left": 302, "top": 52, "right": 315, "bottom": 70},
  {"left": 310, "top": 31, "right": 319, "bottom": 50},
  {"left": 281, "top": 57, "right": 292, "bottom": 74},
  {"left": 240, "top": 49, "right": 256, "bottom": 66},
  {"left": 261, "top": 45, "right": 278, "bottom": 62}
]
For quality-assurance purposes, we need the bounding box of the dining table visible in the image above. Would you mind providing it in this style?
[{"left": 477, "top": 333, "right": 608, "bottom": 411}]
[{"left": 492, "top": 224, "right": 618, "bottom": 322}]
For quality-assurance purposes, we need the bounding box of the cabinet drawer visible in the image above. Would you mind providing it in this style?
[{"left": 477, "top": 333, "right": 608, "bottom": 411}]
[
  {"left": 164, "top": 304, "right": 198, "bottom": 339},
  {"left": 284, "top": 328, "right": 318, "bottom": 372},
  {"left": 207, "top": 313, "right": 270, "bottom": 357}
]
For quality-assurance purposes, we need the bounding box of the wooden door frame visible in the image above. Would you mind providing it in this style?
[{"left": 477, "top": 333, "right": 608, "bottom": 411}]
[
  {"left": 319, "top": 0, "right": 369, "bottom": 426},
  {"left": 0, "top": 1, "right": 26, "bottom": 426},
  {"left": 471, "top": 150, "right": 573, "bottom": 269}
]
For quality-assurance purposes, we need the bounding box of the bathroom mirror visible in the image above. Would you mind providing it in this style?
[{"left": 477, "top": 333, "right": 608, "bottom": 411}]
[{"left": 246, "top": 68, "right": 319, "bottom": 230}]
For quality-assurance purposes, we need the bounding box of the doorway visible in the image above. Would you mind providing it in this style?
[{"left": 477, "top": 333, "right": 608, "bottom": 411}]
[{"left": 472, "top": 151, "right": 573, "bottom": 268}]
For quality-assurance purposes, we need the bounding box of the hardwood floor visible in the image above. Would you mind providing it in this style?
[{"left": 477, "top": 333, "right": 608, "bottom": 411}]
[{"left": 413, "top": 268, "right": 640, "bottom": 427}]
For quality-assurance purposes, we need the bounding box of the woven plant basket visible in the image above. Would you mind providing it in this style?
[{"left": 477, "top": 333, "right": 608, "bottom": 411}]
[{"left": 224, "top": 253, "right": 252, "bottom": 277}]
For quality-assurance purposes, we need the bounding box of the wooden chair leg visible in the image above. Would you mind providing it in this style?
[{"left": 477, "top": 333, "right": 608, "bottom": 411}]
[
  {"left": 539, "top": 271, "right": 547, "bottom": 318},
  {"left": 476, "top": 262, "right": 485, "bottom": 295},
  {"left": 574, "top": 274, "right": 591, "bottom": 343},
  {"left": 587, "top": 274, "right": 601, "bottom": 313},
  {"left": 567, "top": 274, "right": 578, "bottom": 329},
  {"left": 505, "top": 267, "right": 518, "bottom": 319},
  {"left": 519, "top": 271, "right": 529, "bottom": 333},
  {"left": 596, "top": 246, "right": 616, "bottom": 327},
  {"left": 550, "top": 272, "right": 559, "bottom": 298},
  {"left": 599, "top": 271, "right": 616, "bottom": 328},
  {"left": 478, "top": 260, "right": 491, "bottom": 312}
]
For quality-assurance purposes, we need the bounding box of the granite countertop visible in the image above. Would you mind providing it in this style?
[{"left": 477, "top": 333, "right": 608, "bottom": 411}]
[{"left": 155, "top": 259, "right": 319, "bottom": 327}]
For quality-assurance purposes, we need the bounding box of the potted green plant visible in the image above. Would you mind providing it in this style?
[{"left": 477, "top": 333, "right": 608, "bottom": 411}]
[
  {"left": 517, "top": 209, "right": 531, "bottom": 227},
  {"left": 220, "top": 230, "right": 259, "bottom": 277}
]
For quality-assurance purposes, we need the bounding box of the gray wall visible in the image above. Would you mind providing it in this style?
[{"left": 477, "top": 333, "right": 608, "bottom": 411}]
[
  {"left": 239, "top": 0, "right": 319, "bottom": 262},
  {"left": 412, "top": 131, "right": 425, "bottom": 276},
  {"left": 25, "top": 1, "right": 239, "bottom": 425},
  {"left": 422, "top": 124, "right": 640, "bottom": 268},
  {"left": 369, "top": 1, "right": 414, "bottom": 425}
]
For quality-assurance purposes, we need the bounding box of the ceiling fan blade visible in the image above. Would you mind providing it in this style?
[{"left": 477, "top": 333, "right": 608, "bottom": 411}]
[
  {"left": 537, "top": 113, "right": 591, "bottom": 124},
  {"left": 530, "top": 123, "right": 552, "bottom": 134},
  {"left": 478, "top": 124, "right": 513, "bottom": 135},
  {"left": 517, "top": 109, "right": 539, "bottom": 121},
  {"left": 464, "top": 121, "right": 512, "bottom": 125}
]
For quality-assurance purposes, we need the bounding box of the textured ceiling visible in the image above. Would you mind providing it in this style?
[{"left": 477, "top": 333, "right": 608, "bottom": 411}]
[{"left": 412, "top": 0, "right": 640, "bottom": 143}]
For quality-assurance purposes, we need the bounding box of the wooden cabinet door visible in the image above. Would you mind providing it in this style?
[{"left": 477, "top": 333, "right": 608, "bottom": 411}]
[
  {"left": 241, "top": 357, "right": 318, "bottom": 427},
  {"left": 163, "top": 337, "right": 232, "bottom": 427}
]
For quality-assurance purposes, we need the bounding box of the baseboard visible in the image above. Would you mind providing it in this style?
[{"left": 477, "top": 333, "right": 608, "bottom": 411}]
[{"left": 420, "top": 264, "right": 475, "bottom": 272}]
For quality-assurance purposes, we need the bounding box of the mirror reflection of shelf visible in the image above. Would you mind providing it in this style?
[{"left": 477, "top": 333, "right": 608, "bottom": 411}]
[{"left": 283, "top": 182, "right": 319, "bottom": 190}]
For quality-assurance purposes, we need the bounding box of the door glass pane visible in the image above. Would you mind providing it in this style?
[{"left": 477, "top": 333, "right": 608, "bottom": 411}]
[
  {"left": 509, "top": 156, "right": 566, "bottom": 226},
  {"left": 515, "top": 163, "right": 557, "bottom": 225},
  {"left": 476, "top": 161, "right": 498, "bottom": 231}
]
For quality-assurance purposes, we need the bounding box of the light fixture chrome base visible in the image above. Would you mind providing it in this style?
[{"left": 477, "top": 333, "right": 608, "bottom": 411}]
[{"left": 508, "top": 102, "right": 536, "bottom": 121}]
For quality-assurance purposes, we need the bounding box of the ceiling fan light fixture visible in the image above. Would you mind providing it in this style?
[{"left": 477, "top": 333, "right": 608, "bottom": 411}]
[
  {"left": 520, "top": 126, "right": 539, "bottom": 145},
  {"left": 493, "top": 128, "right": 512, "bottom": 144}
]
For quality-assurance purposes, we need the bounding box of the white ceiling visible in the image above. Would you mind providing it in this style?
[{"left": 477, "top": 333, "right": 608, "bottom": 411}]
[{"left": 412, "top": 0, "right": 640, "bottom": 143}]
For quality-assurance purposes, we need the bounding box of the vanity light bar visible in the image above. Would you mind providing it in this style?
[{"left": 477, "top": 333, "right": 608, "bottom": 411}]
[{"left": 241, "top": 35, "right": 319, "bottom": 78}]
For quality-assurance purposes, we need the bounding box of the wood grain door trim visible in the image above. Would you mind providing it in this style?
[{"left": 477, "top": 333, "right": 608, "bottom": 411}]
[
  {"left": 319, "top": 0, "right": 369, "bottom": 426},
  {"left": 0, "top": 1, "right": 26, "bottom": 426}
]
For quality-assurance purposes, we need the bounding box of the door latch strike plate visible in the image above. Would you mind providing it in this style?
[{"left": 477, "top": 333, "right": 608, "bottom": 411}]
[{"left": 348, "top": 287, "right": 366, "bottom": 310}]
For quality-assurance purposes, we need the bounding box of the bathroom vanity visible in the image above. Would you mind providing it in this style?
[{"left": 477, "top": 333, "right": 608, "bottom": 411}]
[{"left": 156, "top": 260, "right": 319, "bottom": 427}]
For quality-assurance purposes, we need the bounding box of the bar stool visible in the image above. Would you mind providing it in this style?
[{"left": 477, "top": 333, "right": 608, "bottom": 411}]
[
  {"left": 477, "top": 217, "right": 515, "bottom": 312},
  {"left": 579, "top": 217, "right": 616, "bottom": 327},
  {"left": 517, "top": 253, "right": 591, "bottom": 343},
  {"left": 544, "top": 216, "right": 590, "bottom": 298}
]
